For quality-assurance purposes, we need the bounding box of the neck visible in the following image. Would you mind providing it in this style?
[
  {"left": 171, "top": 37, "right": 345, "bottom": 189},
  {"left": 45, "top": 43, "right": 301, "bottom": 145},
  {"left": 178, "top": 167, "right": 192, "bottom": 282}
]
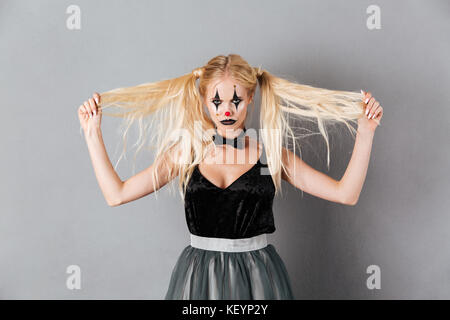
[{"left": 216, "top": 126, "right": 246, "bottom": 139}]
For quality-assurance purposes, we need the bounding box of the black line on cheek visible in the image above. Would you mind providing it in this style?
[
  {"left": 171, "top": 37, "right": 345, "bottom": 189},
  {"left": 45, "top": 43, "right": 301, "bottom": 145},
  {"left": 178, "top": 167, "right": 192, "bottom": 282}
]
[{"left": 233, "top": 85, "right": 240, "bottom": 111}]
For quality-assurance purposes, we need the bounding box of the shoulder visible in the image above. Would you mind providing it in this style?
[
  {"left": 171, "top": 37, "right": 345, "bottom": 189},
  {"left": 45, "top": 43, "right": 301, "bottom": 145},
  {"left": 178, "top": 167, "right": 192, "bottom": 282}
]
[{"left": 156, "top": 142, "right": 184, "bottom": 171}]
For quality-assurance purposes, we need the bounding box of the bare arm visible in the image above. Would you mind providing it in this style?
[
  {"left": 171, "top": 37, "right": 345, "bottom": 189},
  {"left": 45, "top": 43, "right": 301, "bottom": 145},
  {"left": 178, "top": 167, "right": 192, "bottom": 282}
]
[
  {"left": 338, "top": 90, "right": 381, "bottom": 204},
  {"left": 113, "top": 145, "right": 180, "bottom": 206},
  {"left": 281, "top": 147, "right": 345, "bottom": 204},
  {"left": 281, "top": 90, "right": 382, "bottom": 205},
  {"left": 337, "top": 130, "right": 374, "bottom": 205},
  {"left": 281, "top": 131, "right": 374, "bottom": 206},
  {"left": 83, "top": 127, "right": 123, "bottom": 206},
  {"left": 84, "top": 128, "right": 179, "bottom": 206},
  {"left": 79, "top": 92, "right": 178, "bottom": 207}
]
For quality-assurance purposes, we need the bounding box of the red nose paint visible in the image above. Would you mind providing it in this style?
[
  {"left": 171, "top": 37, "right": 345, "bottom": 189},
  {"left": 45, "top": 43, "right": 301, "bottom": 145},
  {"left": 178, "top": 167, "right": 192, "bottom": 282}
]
[{"left": 225, "top": 111, "right": 230, "bottom": 116}]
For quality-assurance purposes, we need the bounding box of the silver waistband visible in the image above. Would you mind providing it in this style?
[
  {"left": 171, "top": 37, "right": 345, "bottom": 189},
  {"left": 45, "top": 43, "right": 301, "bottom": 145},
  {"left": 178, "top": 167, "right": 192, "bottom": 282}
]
[{"left": 190, "top": 233, "right": 268, "bottom": 252}]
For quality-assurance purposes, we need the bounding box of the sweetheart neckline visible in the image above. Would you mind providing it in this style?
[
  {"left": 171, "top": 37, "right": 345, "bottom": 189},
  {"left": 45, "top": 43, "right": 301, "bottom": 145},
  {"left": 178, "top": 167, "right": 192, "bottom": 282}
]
[{"left": 195, "top": 160, "right": 261, "bottom": 191}]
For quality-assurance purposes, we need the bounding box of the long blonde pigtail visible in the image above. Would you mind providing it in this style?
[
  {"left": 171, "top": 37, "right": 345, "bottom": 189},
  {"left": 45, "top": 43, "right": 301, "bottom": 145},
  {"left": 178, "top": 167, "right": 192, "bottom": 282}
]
[
  {"left": 256, "top": 67, "right": 364, "bottom": 197},
  {"left": 97, "top": 67, "right": 215, "bottom": 200}
]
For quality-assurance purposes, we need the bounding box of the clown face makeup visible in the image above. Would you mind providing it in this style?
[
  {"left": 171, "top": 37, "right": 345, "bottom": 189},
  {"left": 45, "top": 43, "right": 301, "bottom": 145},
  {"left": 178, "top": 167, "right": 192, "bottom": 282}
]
[{"left": 204, "top": 76, "right": 254, "bottom": 138}]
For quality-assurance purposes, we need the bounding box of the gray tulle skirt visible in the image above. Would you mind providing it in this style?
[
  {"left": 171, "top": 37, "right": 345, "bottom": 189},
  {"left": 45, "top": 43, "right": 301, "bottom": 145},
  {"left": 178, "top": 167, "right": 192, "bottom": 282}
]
[{"left": 164, "top": 244, "right": 295, "bottom": 300}]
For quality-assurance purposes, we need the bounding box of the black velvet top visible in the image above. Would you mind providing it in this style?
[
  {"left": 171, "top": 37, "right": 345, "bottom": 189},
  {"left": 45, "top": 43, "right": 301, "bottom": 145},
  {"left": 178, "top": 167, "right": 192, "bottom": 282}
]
[{"left": 184, "top": 159, "right": 276, "bottom": 239}]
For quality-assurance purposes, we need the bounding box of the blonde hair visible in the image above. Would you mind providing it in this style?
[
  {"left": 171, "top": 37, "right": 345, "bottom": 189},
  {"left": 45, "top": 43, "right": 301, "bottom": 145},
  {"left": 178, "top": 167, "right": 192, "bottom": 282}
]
[{"left": 97, "top": 54, "right": 365, "bottom": 200}]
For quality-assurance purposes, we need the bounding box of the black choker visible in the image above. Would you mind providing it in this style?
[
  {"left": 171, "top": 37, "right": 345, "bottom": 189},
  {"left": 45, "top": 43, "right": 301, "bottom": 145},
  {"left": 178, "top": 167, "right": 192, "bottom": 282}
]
[{"left": 212, "top": 127, "right": 247, "bottom": 150}]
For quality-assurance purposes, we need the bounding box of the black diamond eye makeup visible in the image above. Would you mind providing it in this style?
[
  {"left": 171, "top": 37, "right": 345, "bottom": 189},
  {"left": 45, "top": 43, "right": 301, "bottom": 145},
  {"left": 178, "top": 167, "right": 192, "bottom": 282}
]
[{"left": 212, "top": 89, "right": 221, "bottom": 111}]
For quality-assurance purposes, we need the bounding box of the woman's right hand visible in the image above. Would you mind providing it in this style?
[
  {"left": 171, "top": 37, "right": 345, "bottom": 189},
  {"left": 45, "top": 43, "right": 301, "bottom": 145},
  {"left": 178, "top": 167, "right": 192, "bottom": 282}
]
[{"left": 78, "top": 92, "right": 102, "bottom": 134}]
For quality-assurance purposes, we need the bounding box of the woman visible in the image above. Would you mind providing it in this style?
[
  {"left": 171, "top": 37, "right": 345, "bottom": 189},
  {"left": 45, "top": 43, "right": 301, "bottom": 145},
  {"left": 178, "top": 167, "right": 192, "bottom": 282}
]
[{"left": 77, "top": 54, "right": 383, "bottom": 299}]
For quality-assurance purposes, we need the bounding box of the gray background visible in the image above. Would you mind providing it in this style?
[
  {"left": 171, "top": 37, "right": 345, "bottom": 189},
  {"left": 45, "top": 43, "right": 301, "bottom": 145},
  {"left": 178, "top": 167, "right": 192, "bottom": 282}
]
[{"left": 1, "top": 0, "right": 449, "bottom": 299}]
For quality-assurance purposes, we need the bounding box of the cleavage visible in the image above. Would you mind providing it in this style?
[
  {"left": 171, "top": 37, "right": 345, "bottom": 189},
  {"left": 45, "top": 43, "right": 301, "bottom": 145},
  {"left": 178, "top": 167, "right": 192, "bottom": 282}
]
[{"left": 198, "top": 144, "right": 262, "bottom": 190}]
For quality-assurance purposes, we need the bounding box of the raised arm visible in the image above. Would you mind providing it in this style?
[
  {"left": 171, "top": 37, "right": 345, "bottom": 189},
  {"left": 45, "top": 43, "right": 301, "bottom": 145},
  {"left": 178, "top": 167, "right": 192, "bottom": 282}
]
[
  {"left": 78, "top": 92, "right": 179, "bottom": 207},
  {"left": 281, "top": 90, "right": 382, "bottom": 205}
]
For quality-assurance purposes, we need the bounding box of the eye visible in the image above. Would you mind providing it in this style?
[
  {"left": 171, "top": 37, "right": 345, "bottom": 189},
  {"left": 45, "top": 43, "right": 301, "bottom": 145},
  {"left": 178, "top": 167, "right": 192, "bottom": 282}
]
[
  {"left": 212, "top": 99, "right": 221, "bottom": 106},
  {"left": 233, "top": 99, "right": 241, "bottom": 104}
]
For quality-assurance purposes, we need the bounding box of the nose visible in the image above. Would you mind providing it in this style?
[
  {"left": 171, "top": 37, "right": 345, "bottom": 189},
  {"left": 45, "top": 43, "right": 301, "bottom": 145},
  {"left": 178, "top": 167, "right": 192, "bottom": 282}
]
[{"left": 225, "top": 111, "right": 230, "bottom": 116}]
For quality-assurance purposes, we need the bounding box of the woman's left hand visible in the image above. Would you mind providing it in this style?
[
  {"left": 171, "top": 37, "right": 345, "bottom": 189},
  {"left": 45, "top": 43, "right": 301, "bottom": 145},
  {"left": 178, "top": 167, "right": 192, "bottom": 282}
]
[{"left": 358, "top": 90, "right": 383, "bottom": 134}]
